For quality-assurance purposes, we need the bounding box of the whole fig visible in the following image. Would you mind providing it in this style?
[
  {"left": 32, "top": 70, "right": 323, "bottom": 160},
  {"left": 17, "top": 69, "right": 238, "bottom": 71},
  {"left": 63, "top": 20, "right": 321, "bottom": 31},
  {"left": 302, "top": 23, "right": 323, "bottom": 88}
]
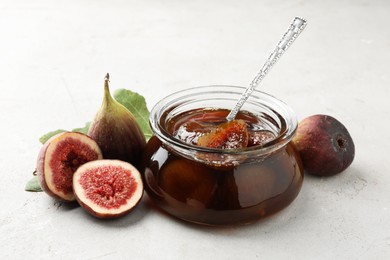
[
  {"left": 292, "top": 114, "right": 355, "bottom": 177},
  {"left": 88, "top": 74, "right": 146, "bottom": 170}
]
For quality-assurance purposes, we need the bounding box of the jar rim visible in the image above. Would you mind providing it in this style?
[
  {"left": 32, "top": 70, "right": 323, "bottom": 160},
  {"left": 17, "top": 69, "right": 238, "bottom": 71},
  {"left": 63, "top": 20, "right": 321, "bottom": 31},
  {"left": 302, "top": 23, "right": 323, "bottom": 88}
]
[{"left": 149, "top": 85, "right": 298, "bottom": 156}]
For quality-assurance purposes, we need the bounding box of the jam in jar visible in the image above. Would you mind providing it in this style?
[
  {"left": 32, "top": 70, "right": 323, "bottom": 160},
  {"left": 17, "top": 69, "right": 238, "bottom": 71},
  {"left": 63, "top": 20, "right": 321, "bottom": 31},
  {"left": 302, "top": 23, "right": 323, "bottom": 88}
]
[{"left": 143, "top": 86, "right": 303, "bottom": 226}]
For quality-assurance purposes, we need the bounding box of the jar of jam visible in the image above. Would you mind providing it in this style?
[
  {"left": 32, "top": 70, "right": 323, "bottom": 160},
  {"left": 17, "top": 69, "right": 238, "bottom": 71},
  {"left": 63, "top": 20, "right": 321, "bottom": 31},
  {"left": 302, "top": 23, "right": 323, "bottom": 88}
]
[{"left": 143, "top": 86, "right": 303, "bottom": 226}]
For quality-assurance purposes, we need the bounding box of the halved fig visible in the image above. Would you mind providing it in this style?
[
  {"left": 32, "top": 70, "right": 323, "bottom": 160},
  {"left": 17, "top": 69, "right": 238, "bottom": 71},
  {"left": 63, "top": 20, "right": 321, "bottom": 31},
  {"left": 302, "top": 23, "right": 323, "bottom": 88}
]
[
  {"left": 37, "top": 132, "right": 103, "bottom": 201},
  {"left": 73, "top": 159, "right": 144, "bottom": 219},
  {"left": 197, "top": 119, "right": 248, "bottom": 149}
]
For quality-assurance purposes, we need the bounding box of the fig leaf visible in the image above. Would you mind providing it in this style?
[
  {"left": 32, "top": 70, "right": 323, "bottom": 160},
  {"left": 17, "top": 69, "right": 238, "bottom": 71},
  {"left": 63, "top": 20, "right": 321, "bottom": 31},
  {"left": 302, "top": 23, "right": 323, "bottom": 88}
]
[
  {"left": 72, "top": 122, "right": 91, "bottom": 135},
  {"left": 39, "top": 129, "right": 66, "bottom": 144},
  {"left": 38, "top": 123, "right": 91, "bottom": 144},
  {"left": 114, "top": 88, "right": 153, "bottom": 141},
  {"left": 25, "top": 176, "right": 43, "bottom": 192}
]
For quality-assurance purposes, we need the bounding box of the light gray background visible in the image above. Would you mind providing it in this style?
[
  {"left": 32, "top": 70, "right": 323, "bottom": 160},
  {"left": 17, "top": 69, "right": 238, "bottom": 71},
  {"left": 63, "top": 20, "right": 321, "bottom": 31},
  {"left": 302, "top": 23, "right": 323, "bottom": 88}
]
[{"left": 1, "top": 0, "right": 389, "bottom": 259}]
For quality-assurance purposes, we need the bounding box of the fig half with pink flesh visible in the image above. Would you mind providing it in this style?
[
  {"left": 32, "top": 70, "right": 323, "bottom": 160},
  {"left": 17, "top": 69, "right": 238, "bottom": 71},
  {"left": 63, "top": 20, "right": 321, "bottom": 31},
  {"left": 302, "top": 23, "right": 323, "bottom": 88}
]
[
  {"left": 37, "top": 132, "right": 103, "bottom": 201},
  {"left": 73, "top": 159, "right": 144, "bottom": 219}
]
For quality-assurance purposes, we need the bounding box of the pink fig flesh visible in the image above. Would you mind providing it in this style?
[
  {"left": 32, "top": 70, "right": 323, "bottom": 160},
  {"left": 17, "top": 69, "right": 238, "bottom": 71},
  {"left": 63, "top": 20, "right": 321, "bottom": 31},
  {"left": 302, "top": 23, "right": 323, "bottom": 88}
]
[
  {"left": 73, "top": 159, "right": 144, "bottom": 219},
  {"left": 37, "top": 132, "right": 103, "bottom": 201},
  {"left": 292, "top": 114, "right": 355, "bottom": 176}
]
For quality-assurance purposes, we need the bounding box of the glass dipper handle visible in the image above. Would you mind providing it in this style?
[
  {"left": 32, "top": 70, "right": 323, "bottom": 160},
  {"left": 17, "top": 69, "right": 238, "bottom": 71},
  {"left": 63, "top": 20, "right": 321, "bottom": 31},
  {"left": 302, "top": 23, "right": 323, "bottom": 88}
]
[{"left": 226, "top": 17, "right": 307, "bottom": 121}]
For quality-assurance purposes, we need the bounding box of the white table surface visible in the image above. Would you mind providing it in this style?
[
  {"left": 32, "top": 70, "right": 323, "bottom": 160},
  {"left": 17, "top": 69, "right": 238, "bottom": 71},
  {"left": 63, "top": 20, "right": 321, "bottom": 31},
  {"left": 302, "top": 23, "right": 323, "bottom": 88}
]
[{"left": 1, "top": 0, "right": 389, "bottom": 259}]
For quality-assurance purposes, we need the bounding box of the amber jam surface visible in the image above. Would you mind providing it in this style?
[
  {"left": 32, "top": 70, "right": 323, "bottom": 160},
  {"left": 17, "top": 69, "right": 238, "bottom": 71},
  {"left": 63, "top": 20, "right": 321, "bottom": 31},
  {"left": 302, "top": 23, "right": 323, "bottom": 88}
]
[
  {"left": 170, "top": 108, "right": 277, "bottom": 147},
  {"left": 143, "top": 107, "right": 303, "bottom": 226}
]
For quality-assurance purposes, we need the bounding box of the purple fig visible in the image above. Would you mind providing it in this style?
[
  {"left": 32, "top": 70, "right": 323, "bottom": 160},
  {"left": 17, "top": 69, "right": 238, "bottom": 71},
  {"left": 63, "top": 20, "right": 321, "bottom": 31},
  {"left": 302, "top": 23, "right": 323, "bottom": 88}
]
[
  {"left": 292, "top": 114, "right": 355, "bottom": 176},
  {"left": 88, "top": 74, "right": 146, "bottom": 170}
]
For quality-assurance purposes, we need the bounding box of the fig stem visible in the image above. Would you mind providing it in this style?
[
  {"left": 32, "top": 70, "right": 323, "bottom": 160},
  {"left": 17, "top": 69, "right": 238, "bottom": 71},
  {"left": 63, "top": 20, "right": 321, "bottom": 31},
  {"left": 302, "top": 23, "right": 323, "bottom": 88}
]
[{"left": 103, "top": 73, "right": 115, "bottom": 107}]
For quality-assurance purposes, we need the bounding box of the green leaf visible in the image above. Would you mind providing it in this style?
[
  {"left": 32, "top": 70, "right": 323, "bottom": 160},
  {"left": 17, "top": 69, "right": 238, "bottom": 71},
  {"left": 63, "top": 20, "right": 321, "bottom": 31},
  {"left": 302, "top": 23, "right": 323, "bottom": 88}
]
[
  {"left": 72, "top": 122, "right": 91, "bottom": 135},
  {"left": 25, "top": 176, "right": 43, "bottom": 192},
  {"left": 39, "top": 123, "right": 91, "bottom": 145},
  {"left": 114, "top": 88, "right": 153, "bottom": 141},
  {"left": 39, "top": 129, "right": 66, "bottom": 144}
]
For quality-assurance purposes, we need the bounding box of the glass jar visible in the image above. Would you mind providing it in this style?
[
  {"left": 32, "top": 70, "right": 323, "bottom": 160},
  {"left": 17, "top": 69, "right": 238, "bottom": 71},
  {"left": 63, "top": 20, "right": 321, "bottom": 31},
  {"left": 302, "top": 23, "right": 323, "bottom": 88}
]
[{"left": 143, "top": 86, "right": 303, "bottom": 226}]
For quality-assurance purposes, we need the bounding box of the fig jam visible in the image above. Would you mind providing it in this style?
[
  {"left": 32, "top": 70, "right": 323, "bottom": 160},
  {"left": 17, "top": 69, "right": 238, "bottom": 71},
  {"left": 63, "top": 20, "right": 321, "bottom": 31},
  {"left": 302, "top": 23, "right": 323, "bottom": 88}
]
[{"left": 143, "top": 86, "right": 303, "bottom": 226}]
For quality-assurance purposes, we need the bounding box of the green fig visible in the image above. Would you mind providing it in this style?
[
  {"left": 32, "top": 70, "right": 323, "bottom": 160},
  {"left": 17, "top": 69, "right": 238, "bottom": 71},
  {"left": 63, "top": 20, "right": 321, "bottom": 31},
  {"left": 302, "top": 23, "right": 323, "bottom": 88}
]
[{"left": 88, "top": 74, "right": 146, "bottom": 170}]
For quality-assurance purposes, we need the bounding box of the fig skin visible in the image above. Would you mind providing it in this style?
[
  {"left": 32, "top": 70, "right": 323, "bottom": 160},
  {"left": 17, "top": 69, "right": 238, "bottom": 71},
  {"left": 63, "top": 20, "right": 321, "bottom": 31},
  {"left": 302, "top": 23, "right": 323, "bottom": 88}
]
[
  {"left": 88, "top": 74, "right": 146, "bottom": 171},
  {"left": 292, "top": 114, "right": 355, "bottom": 177},
  {"left": 73, "top": 159, "right": 144, "bottom": 219},
  {"left": 37, "top": 132, "right": 103, "bottom": 201}
]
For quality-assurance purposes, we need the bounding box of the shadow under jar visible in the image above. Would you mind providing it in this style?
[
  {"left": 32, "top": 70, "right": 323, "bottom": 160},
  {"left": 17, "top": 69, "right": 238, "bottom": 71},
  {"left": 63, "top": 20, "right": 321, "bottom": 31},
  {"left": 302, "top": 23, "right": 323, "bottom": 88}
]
[{"left": 142, "top": 86, "right": 303, "bottom": 226}]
